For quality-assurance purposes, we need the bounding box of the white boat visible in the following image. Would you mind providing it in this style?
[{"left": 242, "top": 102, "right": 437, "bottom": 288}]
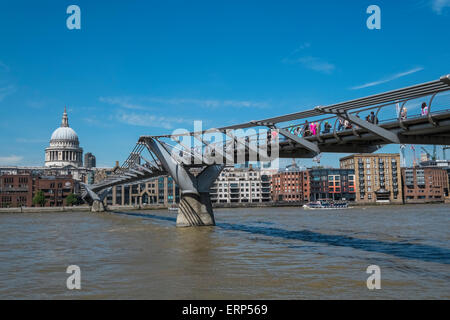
[
  {"left": 168, "top": 204, "right": 178, "bottom": 212},
  {"left": 303, "top": 199, "right": 349, "bottom": 210}
]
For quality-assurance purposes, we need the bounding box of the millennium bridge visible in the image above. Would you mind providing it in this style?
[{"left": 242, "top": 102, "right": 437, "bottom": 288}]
[{"left": 82, "top": 74, "right": 450, "bottom": 227}]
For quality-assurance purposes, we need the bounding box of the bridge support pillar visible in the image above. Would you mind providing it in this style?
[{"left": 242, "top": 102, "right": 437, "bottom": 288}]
[
  {"left": 91, "top": 200, "right": 106, "bottom": 212},
  {"left": 177, "top": 192, "right": 215, "bottom": 227},
  {"left": 145, "top": 138, "right": 224, "bottom": 227},
  {"left": 81, "top": 183, "right": 111, "bottom": 213}
]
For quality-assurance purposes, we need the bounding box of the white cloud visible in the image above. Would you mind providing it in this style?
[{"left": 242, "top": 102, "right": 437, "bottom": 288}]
[
  {"left": 101, "top": 96, "right": 267, "bottom": 109},
  {"left": 99, "top": 96, "right": 149, "bottom": 110},
  {"left": 0, "top": 85, "right": 16, "bottom": 101},
  {"left": 431, "top": 0, "right": 450, "bottom": 14},
  {"left": 116, "top": 111, "right": 192, "bottom": 129},
  {"left": 153, "top": 98, "right": 267, "bottom": 108},
  {"left": 282, "top": 43, "right": 335, "bottom": 74},
  {"left": 0, "top": 155, "right": 23, "bottom": 165},
  {"left": 295, "top": 56, "right": 335, "bottom": 74},
  {"left": 350, "top": 67, "right": 424, "bottom": 90}
]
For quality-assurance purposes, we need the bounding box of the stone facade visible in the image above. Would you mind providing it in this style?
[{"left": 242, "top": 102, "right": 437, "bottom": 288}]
[
  {"left": 45, "top": 107, "right": 83, "bottom": 167},
  {"left": 340, "top": 153, "right": 402, "bottom": 204}
]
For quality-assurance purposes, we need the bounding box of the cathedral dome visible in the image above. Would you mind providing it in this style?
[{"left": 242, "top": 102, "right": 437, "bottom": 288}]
[
  {"left": 50, "top": 127, "right": 79, "bottom": 142},
  {"left": 45, "top": 107, "right": 83, "bottom": 168}
]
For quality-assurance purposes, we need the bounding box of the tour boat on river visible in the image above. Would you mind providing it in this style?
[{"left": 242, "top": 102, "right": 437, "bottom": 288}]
[{"left": 303, "top": 199, "right": 349, "bottom": 210}]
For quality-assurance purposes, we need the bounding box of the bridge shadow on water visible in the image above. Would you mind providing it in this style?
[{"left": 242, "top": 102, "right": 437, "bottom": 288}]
[{"left": 113, "top": 211, "right": 450, "bottom": 265}]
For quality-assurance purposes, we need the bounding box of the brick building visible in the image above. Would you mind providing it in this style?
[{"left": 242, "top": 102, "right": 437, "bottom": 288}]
[
  {"left": 340, "top": 154, "right": 402, "bottom": 204},
  {"left": 0, "top": 174, "right": 33, "bottom": 207},
  {"left": 271, "top": 170, "right": 310, "bottom": 203},
  {"left": 402, "top": 167, "right": 449, "bottom": 203},
  {"left": 35, "top": 175, "right": 76, "bottom": 207},
  {"left": 0, "top": 173, "right": 76, "bottom": 207}
]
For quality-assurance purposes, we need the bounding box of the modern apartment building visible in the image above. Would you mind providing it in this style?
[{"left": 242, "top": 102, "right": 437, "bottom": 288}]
[
  {"left": 340, "top": 153, "right": 402, "bottom": 204},
  {"left": 402, "top": 167, "right": 449, "bottom": 203},
  {"left": 271, "top": 170, "right": 310, "bottom": 203},
  {"left": 308, "top": 168, "right": 356, "bottom": 201},
  {"left": 210, "top": 166, "right": 271, "bottom": 203}
]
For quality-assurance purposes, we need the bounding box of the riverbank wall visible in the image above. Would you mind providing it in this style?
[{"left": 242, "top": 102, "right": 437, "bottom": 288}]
[
  {"left": 0, "top": 204, "right": 168, "bottom": 214},
  {"left": 1, "top": 200, "right": 447, "bottom": 214}
]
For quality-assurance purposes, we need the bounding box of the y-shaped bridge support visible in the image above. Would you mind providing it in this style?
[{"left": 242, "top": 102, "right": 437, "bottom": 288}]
[
  {"left": 145, "top": 138, "right": 224, "bottom": 227},
  {"left": 81, "top": 183, "right": 111, "bottom": 212}
]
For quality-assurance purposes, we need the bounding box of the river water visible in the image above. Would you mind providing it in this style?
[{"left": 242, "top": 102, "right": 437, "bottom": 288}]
[{"left": 0, "top": 204, "right": 449, "bottom": 299}]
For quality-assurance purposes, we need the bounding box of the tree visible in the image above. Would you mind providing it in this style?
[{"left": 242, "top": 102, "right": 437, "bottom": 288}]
[
  {"left": 32, "top": 190, "right": 46, "bottom": 207},
  {"left": 65, "top": 193, "right": 79, "bottom": 206}
]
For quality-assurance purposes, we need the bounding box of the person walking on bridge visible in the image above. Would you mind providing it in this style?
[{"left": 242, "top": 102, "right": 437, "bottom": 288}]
[
  {"left": 303, "top": 120, "right": 311, "bottom": 136},
  {"left": 421, "top": 102, "right": 429, "bottom": 116},
  {"left": 400, "top": 107, "right": 408, "bottom": 120}
]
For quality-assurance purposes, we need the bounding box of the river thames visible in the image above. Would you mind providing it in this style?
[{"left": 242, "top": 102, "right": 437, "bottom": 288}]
[{"left": 0, "top": 204, "right": 449, "bottom": 299}]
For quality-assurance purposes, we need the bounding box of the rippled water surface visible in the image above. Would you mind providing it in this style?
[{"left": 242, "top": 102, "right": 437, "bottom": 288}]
[{"left": 0, "top": 204, "right": 449, "bottom": 299}]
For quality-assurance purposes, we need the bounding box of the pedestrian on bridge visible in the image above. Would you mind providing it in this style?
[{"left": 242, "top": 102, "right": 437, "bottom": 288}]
[
  {"left": 421, "top": 102, "right": 429, "bottom": 116},
  {"left": 400, "top": 107, "right": 408, "bottom": 120},
  {"left": 323, "top": 121, "right": 332, "bottom": 134},
  {"left": 303, "top": 120, "right": 311, "bottom": 136},
  {"left": 369, "top": 111, "right": 378, "bottom": 124}
]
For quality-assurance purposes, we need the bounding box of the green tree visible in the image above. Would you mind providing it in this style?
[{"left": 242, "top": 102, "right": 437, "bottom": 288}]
[
  {"left": 32, "top": 190, "right": 46, "bottom": 207},
  {"left": 65, "top": 193, "right": 79, "bottom": 206}
]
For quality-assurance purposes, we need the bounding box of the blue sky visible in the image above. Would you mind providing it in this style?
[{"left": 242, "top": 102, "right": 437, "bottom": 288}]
[{"left": 0, "top": 0, "right": 449, "bottom": 167}]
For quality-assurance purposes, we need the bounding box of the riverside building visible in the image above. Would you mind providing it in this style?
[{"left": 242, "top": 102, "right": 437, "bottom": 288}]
[
  {"left": 401, "top": 167, "right": 449, "bottom": 203},
  {"left": 271, "top": 170, "right": 310, "bottom": 203},
  {"left": 308, "top": 168, "right": 356, "bottom": 201},
  {"left": 209, "top": 166, "right": 271, "bottom": 204},
  {"left": 340, "top": 153, "right": 402, "bottom": 204},
  {"left": 0, "top": 173, "right": 76, "bottom": 208}
]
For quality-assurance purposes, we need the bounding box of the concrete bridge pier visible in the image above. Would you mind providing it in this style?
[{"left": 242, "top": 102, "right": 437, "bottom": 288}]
[
  {"left": 91, "top": 199, "right": 106, "bottom": 212},
  {"left": 81, "top": 183, "right": 111, "bottom": 213},
  {"left": 177, "top": 192, "right": 215, "bottom": 227},
  {"left": 145, "top": 138, "right": 223, "bottom": 227}
]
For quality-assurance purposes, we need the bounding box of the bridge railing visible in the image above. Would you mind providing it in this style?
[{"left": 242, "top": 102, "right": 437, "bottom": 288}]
[
  {"left": 278, "top": 89, "right": 450, "bottom": 141},
  {"left": 134, "top": 75, "right": 450, "bottom": 166},
  {"left": 151, "top": 93, "right": 450, "bottom": 164}
]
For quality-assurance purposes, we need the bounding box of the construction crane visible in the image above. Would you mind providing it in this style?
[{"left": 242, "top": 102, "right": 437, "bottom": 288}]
[
  {"left": 313, "top": 154, "right": 322, "bottom": 165},
  {"left": 444, "top": 146, "right": 450, "bottom": 160},
  {"left": 286, "top": 158, "right": 300, "bottom": 170},
  {"left": 400, "top": 144, "right": 406, "bottom": 167},
  {"left": 421, "top": 146, "right": 437, "bottom": 161},
  {"left": 411, "top": 145, "right": 417, "bottom": 167}
]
